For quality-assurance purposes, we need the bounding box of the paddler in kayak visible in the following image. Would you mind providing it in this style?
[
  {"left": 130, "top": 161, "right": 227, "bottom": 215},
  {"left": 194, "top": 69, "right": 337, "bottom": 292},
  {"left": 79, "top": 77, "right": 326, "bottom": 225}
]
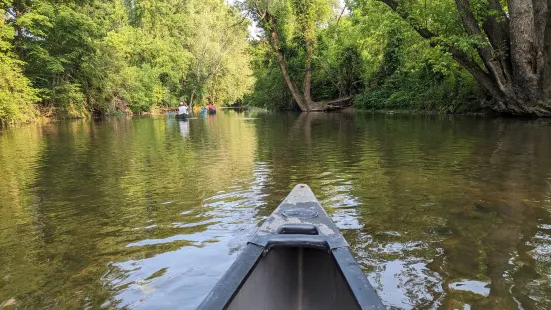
[
  {"left": 177, "top": 102, "right": 189, "bottom": 116},
  {"left": 207, "top": 102, "right": 216, "bottom": 114}
]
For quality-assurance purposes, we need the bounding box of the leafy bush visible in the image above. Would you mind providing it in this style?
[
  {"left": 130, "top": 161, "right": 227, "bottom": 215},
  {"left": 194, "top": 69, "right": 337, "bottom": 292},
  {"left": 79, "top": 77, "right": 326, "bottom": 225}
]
[
  {"left": 0, "top": 9, "right": 38, "bottom": 124},
  {"left": 354, "top": 23, "right": 485, "bottom": 113}
]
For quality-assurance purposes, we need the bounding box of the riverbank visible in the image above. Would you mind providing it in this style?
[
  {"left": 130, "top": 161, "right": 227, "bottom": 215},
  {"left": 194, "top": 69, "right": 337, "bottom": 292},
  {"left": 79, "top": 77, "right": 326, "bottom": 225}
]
[
  {"left": 1, "top": 103, "right": 541, "bottom": 128},
  {"left": 359, "top": 108, "right": 493, "bottom": 116}
]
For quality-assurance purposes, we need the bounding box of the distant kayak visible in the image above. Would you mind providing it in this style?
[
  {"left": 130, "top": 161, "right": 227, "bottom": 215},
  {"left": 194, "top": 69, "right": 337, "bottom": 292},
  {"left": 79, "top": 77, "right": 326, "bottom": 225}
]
[{"left": 175, "top": 113, "right": 189, "bottom": 120}]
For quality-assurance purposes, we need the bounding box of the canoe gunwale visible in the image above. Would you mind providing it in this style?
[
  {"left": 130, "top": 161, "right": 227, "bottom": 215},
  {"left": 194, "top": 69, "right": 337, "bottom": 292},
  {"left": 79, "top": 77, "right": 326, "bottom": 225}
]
[
  {"left": 198, "top": 244, "right": 264, "bottom": 310},
  {"left": 332, "top": 247, "right": 385, "bottom": 309}
]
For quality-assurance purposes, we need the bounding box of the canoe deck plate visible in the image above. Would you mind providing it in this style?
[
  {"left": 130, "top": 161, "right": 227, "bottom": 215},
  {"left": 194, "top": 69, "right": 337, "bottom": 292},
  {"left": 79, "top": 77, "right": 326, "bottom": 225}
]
[{"left": 282, "top": 209, "right": 318, "bottom": 219}]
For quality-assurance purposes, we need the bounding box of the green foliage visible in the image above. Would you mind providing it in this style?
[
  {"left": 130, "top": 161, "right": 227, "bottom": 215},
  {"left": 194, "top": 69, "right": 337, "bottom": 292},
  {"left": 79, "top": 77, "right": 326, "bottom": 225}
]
[
  {"left": 0, "top": 0, "right": 492, "bottom": 122},
  {"left": 244, "top": 42, "right": 295, "bottom": 110},
  {"left": 245, "top": 0, "right": 487, "bottom": 113},
  {"left": 0, "top": 8, "right": 38, "bottom": 124},
  {"left": 354, "top": 30, "right": 484, "bottom": 113},
  {"left": 0, "top": 60, "right": 39, "bottom": 124},
  {"left": 183, "top": 0, "right": 253, "bottom": 107},
  {"left": 312, "top": 18, "right": 365, "bottom": 99},
  {"left": 245, "top": 0, "right": 365, "bottom": 108},
  {"left": 348, "top": 0, "right": 486, "bottom": 113},
  {"left": 0, "top": 0, "right": 252, "bottom": 122}
]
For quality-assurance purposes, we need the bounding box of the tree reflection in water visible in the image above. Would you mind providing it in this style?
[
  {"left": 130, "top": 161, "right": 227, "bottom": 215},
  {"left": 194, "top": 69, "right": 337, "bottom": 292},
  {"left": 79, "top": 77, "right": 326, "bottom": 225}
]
[{"left": 0, "top": 112, "right": 550, "bottom": 309}]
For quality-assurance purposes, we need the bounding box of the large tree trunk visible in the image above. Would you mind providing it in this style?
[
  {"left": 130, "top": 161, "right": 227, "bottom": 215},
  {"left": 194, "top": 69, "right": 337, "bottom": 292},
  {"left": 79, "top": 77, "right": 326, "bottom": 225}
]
[
  {"left": 270, "top": 32, "right": 309, "bottom": 111},
  {"left": 545, "top": 0, "right": 551, "bottom": 102},
  {"left": 262, "top": 13, "right": 352, "bottom": 112},
  {"left": 381, "top": 0, "right": 551, "bottom": 116}
]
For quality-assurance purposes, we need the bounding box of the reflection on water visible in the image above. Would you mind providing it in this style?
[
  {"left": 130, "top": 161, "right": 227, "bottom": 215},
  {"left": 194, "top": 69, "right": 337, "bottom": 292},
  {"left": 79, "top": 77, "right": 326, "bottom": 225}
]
[
  {"left": 1, "top": 112, "right": 551, "bottom": 309},
  {"left": 449, "top": 280, "right": 491, "bottom": 297},
  {"left": 177, "top": 119, "right": 189, "bottom": 137}
]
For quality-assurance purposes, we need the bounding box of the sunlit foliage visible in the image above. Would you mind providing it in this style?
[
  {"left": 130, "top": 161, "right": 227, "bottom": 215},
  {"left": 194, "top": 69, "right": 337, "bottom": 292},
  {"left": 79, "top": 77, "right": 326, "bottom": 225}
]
[
  {"left": 0, "top": 0, "right": 253, "bottom": 122},
  {"left": 245, "top": 0, "right": 485, "bottom": 112}
]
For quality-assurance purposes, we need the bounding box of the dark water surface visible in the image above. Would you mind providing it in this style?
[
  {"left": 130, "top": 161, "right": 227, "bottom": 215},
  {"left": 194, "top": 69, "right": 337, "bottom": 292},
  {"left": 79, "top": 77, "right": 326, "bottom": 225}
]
[{"left": 1, "top": 111, "right": 551, "bottom": 309}]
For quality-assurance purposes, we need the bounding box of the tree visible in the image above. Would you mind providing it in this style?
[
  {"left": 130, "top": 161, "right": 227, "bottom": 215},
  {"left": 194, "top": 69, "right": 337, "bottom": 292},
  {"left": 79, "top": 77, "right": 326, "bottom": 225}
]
[
  {"left": 0, "top": 0, "right": 253, "bottom": 122},
  {"left": 373, "top": 0, "right": 551, "bottom": 115},
  {"left": 0, "top": 6, "right": 37, "bottom": 124},
  {"left": 184, "top": 0, "right": 253, "bottom": 110},
  {"left": 246, "top": 0, "right": 353, "bottom": 111},
  {"left": 313, "top": 17, "right": 365, "bottom": 100},
  {"left": 244, "top": 41, "right": 295, "bottom": 110}
]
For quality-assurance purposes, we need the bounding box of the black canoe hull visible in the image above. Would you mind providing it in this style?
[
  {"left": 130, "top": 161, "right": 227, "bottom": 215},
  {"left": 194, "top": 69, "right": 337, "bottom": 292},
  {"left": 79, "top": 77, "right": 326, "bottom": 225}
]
[
  {"left": 198, "top": 184, "right": 385, "bottom": 310},
  {"left": 175, "top": 113, "right": 188, "bottom": 120}
]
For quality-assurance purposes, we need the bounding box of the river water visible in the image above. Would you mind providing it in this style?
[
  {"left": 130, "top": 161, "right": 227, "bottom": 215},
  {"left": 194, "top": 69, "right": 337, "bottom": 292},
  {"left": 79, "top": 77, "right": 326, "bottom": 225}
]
[{"left": 1, "top": 111, "right": 550, "bottom": 309}]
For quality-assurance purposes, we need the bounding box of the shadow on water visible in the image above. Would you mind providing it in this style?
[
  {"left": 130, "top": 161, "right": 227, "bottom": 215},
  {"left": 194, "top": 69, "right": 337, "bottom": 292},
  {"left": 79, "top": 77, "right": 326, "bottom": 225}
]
[{"left": 0, "top": 111, "right": 550, "bottom": 309}]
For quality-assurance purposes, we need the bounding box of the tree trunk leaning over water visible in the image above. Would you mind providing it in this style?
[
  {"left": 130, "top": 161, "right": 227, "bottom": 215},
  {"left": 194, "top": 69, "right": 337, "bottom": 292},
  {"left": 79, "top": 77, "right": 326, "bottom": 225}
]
[
  {"left": 253, "top": 5, "right": 352, "bottom": 112},
  {"left": 380, "top": 0, "right": 551, "bottom": 116}
]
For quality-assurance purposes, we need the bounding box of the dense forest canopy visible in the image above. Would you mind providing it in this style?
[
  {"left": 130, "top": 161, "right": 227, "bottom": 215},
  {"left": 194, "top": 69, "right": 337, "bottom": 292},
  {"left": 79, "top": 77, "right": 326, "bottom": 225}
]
[
  {"left": 246, "top": 0, "right": 551, "bottom": 115},
  {"left": 1, "top": 0, "right": 550, "bottom": 123},
  {"left": 0, "top": 0, "right": 252, "bottom": 123}
]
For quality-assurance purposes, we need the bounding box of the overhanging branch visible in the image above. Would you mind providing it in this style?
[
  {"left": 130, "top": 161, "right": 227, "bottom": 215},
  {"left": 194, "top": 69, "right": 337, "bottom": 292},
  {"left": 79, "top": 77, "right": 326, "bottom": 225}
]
[{"left": 378, "top": 0, "right": 500, "bottom": 96}]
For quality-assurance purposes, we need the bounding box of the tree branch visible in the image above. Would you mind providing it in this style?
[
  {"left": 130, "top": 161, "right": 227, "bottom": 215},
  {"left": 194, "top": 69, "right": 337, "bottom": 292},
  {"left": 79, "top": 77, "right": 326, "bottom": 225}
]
[
  {"left": 449, "top": 47, "right": 503, "bottom": 100},
  {"left": 336, "top": 6, "right": 346, "bottom": 27},
  {"left": 378, "top": 0, "right": 436, "bottom": 39},
  {"left": 482, "top": 0, "right": 510, "bottom": 52},
  {"left": 379, "top": 0, "right": 510, "bottom": 98}
]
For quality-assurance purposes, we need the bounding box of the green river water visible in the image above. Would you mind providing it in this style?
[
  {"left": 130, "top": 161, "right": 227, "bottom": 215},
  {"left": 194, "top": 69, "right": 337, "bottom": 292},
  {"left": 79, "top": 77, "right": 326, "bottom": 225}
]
[{"left": 1, "top": 111, "right": 550, "bottom": 309}]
